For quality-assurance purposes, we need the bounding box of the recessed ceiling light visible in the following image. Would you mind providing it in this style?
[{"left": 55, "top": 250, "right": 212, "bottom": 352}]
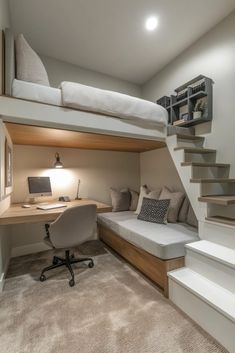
[{"left": 145, "top": 16, "right": 158, "bottom": 31}]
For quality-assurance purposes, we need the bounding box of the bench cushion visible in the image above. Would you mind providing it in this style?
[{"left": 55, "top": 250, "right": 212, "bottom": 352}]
[{"left": 98, "top": 211, "right": 199, "bottom": 260}]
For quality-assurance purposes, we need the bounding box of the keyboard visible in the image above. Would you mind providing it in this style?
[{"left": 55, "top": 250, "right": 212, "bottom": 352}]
[{"left": 37, "top": 203, "right": 67, "bottom": 210}]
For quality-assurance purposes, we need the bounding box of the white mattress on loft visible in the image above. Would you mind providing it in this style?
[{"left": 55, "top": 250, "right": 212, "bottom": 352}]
[
  {"left": 11, "top": 79, "right": 168, "bottom": 129},
  {"left": 12, "top": 79, "right": 62, "bottom": 106}
]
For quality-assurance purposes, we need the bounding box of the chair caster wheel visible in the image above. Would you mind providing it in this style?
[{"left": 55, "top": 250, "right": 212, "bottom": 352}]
[
  {"left": 69, "top": 279, "right": 75, "bottom": 287},
  {"left": 88, "top": 261, "right": 94, "bottom": 268},
  {"left": 40, "top": 274, "right": 46, "bottom": 282}
]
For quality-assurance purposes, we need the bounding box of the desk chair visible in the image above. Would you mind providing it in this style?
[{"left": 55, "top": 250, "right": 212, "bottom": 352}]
[{"left": 39, "top": 204, "right": 97, "bottom": 287}]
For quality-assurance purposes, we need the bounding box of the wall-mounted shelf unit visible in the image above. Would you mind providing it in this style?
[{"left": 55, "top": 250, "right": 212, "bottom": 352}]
[{"left": 157, "top": 75, "right": 213, "bottom": 127}]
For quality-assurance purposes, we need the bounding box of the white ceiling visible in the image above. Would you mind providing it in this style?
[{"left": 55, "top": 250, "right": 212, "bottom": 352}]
[{"left": 9, "top": 0, "right": 235, "bottom": 84}]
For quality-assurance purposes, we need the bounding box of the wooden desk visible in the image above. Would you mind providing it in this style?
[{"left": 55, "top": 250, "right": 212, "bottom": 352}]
[{"left": 0, "top": 199, "right": 112, "bottom": 225}]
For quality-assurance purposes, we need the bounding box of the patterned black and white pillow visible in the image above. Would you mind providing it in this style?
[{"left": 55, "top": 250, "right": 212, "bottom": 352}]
[{"left": 137, "top": 197, "right": 170, "bottom": 224}]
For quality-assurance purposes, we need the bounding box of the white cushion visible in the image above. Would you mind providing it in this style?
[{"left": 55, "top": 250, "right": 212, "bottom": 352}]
[
  {"left": 98, "top": 211, "right": 199, "bottom": 260},
  {"left": 135, "top": 185, "right": 162, "bottom": 215},
  {"left": 15, "top": 34, "right": 50, "bottom": 86}
]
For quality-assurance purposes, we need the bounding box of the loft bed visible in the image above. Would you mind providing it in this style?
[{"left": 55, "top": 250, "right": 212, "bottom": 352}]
[{"left": 0, "top": 29, "right": 169, "bottom": 144}]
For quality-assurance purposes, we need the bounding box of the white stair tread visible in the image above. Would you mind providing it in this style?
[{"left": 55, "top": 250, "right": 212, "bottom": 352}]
[
  {"left": 168, "top": 268, "right": 235, "bottom": 322},
  {"left": 186, "top": 240, "right": 235, "bottom": 269}
]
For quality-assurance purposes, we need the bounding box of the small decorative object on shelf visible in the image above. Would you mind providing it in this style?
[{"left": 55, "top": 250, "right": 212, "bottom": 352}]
[
  {"left": 173, "top": 119, "right": 185, "bottom": 126},
  {"left": 176, "top": 89, "right": 187, "bottom": 101},
  {"left": 193, "top": 99, "right": 206, "bottom": 120},
  {"left": 156, "top": 96, "right": 170, "bottom": 108},
  {"left": 181, "top": 112, "right": 190, "bottom": 121},
  {"left": 156, "top": 75, "right": 213, "bottom": 127},
  {"left": 190, "top": 81, "right": 206, "bottom": 95}
]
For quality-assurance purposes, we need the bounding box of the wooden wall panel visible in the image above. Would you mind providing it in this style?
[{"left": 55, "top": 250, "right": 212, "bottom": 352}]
[{"left": 5, "top": 123, "right": 166, "bottom": 152}]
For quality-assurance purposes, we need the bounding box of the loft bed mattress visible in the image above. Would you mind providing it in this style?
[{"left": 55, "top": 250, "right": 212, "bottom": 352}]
[
  {"left": 98, "top": 211, "right": 199, "bottom": 260},
  {"left": 12, "top": 79, "right": 62, "bottom": 106},
  {"left": 11, "top": 79, "right": 168, "bottom": 128}
]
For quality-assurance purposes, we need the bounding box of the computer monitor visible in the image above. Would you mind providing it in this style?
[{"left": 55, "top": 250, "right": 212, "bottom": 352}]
[{"left": 28, "top": 177, "right": 52, "bottom": 197}]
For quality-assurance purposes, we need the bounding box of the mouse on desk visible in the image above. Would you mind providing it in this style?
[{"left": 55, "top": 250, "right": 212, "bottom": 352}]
[{"left": 22, "top": 204, "right": 31, "bottom": 208}]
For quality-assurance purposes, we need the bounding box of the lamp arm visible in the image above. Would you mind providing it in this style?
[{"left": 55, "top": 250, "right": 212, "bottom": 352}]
[{"left": 75, "top": 179, "right": 82, "bottom": 200}]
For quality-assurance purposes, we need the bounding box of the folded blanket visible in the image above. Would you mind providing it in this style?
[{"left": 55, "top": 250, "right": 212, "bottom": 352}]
[{"left": 61, "top": 81, "right": 168, "bottom": 127}]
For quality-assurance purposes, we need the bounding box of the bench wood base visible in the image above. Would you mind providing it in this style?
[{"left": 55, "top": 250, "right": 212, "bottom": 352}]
[{"left": 98, "top": 224, "right": 185, "bottom": 297}]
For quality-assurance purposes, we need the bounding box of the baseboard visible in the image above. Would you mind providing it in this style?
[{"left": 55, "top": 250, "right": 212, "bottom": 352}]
[
  {"left": 0, "top": 256, "right": 10, "bottom": 292},
  {"left": 11, "top": 242, "right": 50, "bottom": 258}
]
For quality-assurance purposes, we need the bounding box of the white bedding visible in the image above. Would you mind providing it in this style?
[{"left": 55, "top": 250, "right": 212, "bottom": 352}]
[
  {"left": 61, "top": 81, "right": 168, "bottom": 127},
  {"left": 11, "top": 79, "right": 168, "bottom": 127},
  {"left": 12, "top": 79, "right": 62, "bottom": 106}
]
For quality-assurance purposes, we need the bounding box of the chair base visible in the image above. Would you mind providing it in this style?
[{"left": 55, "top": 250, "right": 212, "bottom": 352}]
[{"left": 40, "top": 249, "right": 94, "bottom": 287}]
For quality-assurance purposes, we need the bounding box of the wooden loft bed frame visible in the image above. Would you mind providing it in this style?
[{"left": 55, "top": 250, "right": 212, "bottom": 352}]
[
  {"left": 0, "top": 95, "right": 167, "bottom": 143},
  {"left": 5, "top": 122, "right": 165, "bottom": 152}
]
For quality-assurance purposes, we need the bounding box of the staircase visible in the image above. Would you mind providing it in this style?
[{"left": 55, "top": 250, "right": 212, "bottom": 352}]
[{"left": 166, "top": 133, "right": 235, "bottom": 353}]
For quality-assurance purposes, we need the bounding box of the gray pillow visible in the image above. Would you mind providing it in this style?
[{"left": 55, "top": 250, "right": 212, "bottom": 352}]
[
  {"left": 110, "top": 188, "right": 131, "bottom": 212},
  {"left": 138, "top": 197, "right": 170, "bottom": 224},
  {"left": 178, "top": 196, "right": 190, "bottom": 223},
  {"left": 159, "top": 186, "right": 185, "bottom": 223},
  {"left": 16, "top": 34, "right": 50, "bottom": 86},
  {"left": 187, "top": 205, "right": 198, "bottom": 228},
  {"left": 135, "top": 185, "right": 162, "bottom": 215},
  {"left": 129, "top": 189, "right": 139, "bottom": 211}
]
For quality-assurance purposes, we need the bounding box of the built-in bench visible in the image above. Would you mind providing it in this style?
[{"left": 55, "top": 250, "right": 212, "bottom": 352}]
[{"left": 97, "top": 211, "right": 199, "bottom": 297}]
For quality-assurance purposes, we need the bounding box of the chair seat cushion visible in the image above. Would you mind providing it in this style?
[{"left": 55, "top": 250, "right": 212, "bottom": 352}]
[{"left": 98, "top": 211, "right": 199, "bottom": 260}]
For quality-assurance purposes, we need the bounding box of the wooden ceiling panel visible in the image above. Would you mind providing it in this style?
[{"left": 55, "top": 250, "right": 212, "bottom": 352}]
[{"left": 5, "top": 123, "right": 165, "bottom": 153}]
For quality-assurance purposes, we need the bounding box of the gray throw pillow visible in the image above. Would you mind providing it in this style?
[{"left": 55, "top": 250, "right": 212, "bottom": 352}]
[
  {"left": 16, "top": 34, "right": 50, "bottom": 86},
  {"left": 159, "top": 186, "right": 185, "bottom": 223},
  {"left": 138, "top": 197, "right": 170, "bottom": 224},
  {"left": 187, "top": 205, "right": 198, "bottom": 228},
  {"left": 129, "top": 189, "right": 139, "bottom": 211},
  {"left": 178, "top": 196, "right": 190, "bottom": 223},
  {"left": 110, "top": 188, "right": 131, "bottom": 212}
]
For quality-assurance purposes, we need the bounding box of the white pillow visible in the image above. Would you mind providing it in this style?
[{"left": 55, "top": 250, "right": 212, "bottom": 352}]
[
  {"left": 135, "top": 185, "right": 162, "bottom": 215},
  {"left": 15, "top": 34, "right": 50, "bottom": 86}
]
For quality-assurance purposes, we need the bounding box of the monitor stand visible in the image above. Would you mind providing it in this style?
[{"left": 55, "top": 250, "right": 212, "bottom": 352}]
[
  {"left": 29, "top": 197, "right": 36, "bottom": 204},
  {"left": 28, "top": 197, "right": 49, "bottom": 205}
]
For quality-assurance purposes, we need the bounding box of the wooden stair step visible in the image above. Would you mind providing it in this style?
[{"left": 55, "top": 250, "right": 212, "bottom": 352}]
[
  {"left": 181, "top": 162, "right": 230, "bottom": 168},
  {"left": 199, "top": 195, "right": 235, "bottom": 205},
  {"left": 174, "top": 147, "right": 216, "bottom": 153},
  {"left": 190, "top": 178, "right": 235, "bottom": 183},
  {"left": 206, "top": 216, "right": 235, "bottom": 227},
  {"left": 176, "top": 134, "right": 205, "bottom": 142}
]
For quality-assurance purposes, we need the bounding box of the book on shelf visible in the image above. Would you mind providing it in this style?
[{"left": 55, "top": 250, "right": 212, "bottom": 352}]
[{"left": 173, "top": 119, "right": 185, "bottom": 126}]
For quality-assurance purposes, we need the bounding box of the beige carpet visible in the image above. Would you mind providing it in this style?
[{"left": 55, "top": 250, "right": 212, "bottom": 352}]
[{"left": 0, "top": 240, "right": 228, "bottom": 353}]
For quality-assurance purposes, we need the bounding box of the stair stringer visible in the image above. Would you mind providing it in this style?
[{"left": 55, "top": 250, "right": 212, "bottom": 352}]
[{"left": 166, "top": 135, "right": 207, "bottom": 226}]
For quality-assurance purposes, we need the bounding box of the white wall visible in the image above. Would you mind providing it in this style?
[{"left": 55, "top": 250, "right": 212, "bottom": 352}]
[
  {"left": 140, "top": 148, "right": 184, "bottom": 192},
  {"left": 41, "top": 55, "right": 141, "bottom": 97},
  {"left": 142, "top": 11, "right": 235, "bottom": 177},
  {"left": 11, "top": 145, "right": 140, "bottom": 254},
  {"left": 0, "top": 0, "right": 10, "bottom": 29},
  {"left": 0, "top": 0, "right": 11, "bottom": 290}
]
